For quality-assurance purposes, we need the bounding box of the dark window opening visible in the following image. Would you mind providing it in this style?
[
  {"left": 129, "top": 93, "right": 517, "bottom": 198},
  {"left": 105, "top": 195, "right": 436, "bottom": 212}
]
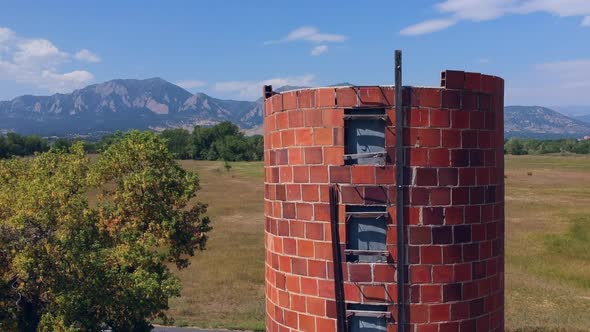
[
  {"left": 344, "top": 108, "right": 386, "bottom": 165},
  {"left": 347, "top": 304, "right": 389, "bottom": 332},
  {"left": 346, "top": 205, "right": 388, "bottom": 263}
]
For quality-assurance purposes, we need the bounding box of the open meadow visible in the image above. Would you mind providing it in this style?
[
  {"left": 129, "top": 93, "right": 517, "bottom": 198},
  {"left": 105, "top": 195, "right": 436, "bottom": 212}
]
[{"left": 164, "top": 155, "right": 590, "bottom": 331}]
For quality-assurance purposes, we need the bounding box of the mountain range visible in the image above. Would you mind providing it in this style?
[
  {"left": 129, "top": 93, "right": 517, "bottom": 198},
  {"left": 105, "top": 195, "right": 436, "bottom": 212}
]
[{"left": 1, "top": 78, "right": 589, "bottom": 139}]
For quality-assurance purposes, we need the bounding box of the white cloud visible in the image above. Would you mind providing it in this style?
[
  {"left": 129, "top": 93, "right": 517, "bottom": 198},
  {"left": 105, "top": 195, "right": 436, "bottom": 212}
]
[
  {"left": 400, "top": 19, "right": 457, "bottom": 35},
  {"left": 175, "top": 80, "right": 206, "bottom": 90},
  {"left": 74, "top": 49, "right": 101, "bottom": 63},
  {"left": 0, "top": 26, "right": 95, "bottom": 93},
  {"left": 310, "top": 45, "right": 328, "bottom": 56},
  {"left": 265, "top": 26, "right": 346, "bottom": 56},
  {"left": 283, "top": 26, "right": 347, "bottom": 43},
  {"left": 402, "top": 0, "right": 590, "bottom": 35},
  {"left": 214, "top": 74, "right": 316, "bottom": 100}
]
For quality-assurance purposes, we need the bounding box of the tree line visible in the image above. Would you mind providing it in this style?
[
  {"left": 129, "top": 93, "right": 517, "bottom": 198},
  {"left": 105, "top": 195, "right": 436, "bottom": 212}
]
[
  {"left": 504, "top": 138, "right": 590, "bottom": 155},
  {"left": 0, "top": 122, "right": 263, "bottom": 161}
]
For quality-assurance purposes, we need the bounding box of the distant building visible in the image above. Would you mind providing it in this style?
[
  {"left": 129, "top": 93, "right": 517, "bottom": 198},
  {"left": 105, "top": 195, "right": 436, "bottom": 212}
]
[{"left": 584, "top": 136, "right": 590, "bottom": 140}]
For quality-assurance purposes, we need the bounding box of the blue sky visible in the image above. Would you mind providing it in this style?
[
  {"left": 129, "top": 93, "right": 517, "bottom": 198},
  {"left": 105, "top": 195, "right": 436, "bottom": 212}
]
[{"left": 1, "top": 0, "right": 590, "bottom": 112}]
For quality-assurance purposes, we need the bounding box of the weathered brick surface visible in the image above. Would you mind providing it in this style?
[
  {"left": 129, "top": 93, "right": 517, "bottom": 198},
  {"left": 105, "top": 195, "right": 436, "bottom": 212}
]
[{"left": 265, "top": 72, "right": 505, "bottom": 332}]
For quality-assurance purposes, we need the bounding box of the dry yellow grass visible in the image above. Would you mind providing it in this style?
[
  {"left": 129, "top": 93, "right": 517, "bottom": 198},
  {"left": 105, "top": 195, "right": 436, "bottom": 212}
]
[{"left": 161, "top": 155, "right": 590, "bottom": 331}]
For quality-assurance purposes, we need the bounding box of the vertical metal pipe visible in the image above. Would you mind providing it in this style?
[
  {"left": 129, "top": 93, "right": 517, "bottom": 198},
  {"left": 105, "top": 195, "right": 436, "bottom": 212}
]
[
  {"left": 395, "top": 50, "right": 406, "bottom": 330},
  {"left": 330, "top": 185, "right": 347, "bottom": 332}
]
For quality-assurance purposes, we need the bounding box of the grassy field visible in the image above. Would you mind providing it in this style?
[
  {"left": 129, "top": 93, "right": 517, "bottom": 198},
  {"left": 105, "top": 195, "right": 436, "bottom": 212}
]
[{"left": 163, "top": 155, "right": 590, "bottom": 331}]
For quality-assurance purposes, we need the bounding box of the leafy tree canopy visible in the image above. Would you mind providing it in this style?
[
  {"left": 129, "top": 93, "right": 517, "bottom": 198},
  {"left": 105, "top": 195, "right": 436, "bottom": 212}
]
[{"left": 0, "top": 131, "right": 211, "bottom": 331}]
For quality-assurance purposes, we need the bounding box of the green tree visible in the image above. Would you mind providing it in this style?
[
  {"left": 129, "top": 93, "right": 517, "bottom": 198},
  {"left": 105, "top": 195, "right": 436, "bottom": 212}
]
[
  {"left": 505, "top": 138, "right": 528, "bottom": 155},
  {"left": 160, "top": 129, "right": 194, "bottom": 159},
  {"left": 0, "top": 131, "right": 211, "bottom": 331}
]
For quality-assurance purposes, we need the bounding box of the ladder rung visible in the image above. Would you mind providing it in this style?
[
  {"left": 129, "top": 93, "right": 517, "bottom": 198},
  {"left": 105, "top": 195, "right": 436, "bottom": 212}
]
[
  {"left": 345, "top": 250, "right": 390, "bottom": 256},
  {"left": 346, "top": 211, "right": 389, "bottom": 219},
  {"left": 343, "top": 114, "right": 387, "bottom": 120},
  {"left": 346, "top": 310, "right": 391, "bottom": 319},
  {"left": 343, "top": 152, "right": 387, "bottom": 160}
]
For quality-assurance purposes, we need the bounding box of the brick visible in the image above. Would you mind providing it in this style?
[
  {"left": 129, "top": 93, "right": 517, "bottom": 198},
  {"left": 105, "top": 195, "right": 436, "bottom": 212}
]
[
  {"left": 443, "top": 245, "right": 463, "bottom": 264},
  {"left": 459, "top": 168, "right": 476, "bottom": 186},
  {"left": 441, "top": 90, "right": 460, "bottom": 109},
  {"left": 293, "top": 166, "right": 309, "bottom": 183},
  {"left": 423, "top": 207, "right": 444, "bottom": 225},
  {"left": 336, "top": 87, "right": 357, "bottom": 107},
  {"left": 316, "top": 317, "right": 335, "bottom": 331},
  {"left": 304, "top": 109, "right": 323, "bottom": 127},
  {"left": 314, "top": 204, "right": 330, "bottom": 221},
  {"left": 281, "top": 130, "right": 295, "bottom": 147},
  {"left": 298, "top": 313, "right": 315, "bottom": 331},
  {"left": 271, "top": 94, "right": 283, "bottom": 113},
  {"left": 432, "top": 226, "right": 452, "bottom": 244},
  {"left": 309, "top": 166, "right": 328, "bottom": 183},
  {"left": 440, "top": 128, "right": 461, "bottom": 149},
  {"left": 323, "top": 109, "right": 344, "bottom": 127},
  {"left": 421, "top": 245, "right": 442, "bottom": 264},
  {"left": 438, "top": 168, "right": 458, "bottom": 187},
  {"left": 351, "top": 166, "right": 376, "bottom": 184},
  {"left": 481, "top": 75, "right": 495, "bottom": 94},
  {"left": 410, "top": 265, "right": 432, "bottom": 284},
  {"left": 442, "top": 283, "right": 462, "bottom": 302},
  {"left": 295, "top": 128, "right": 313, "bottom": 146},
  {"left": 411, "top": 187, "right": 430, "bottom": 205},
  {"left": 296, "top": 203, "right": 314, "bottom": 220},
  {"left": 283, "top": 91, "right": 298, "bottom": 110},
  {"left": 415, "top": 168, "right": 437, "bottom": 186},
  {"left": 421, "top": 284, "right": 442, "bottom": 303},
  {"left": 308, "top": 260, "right": 327, "bottom": 278},
  {"left": 430, "top": 109, "right": 450, "bottom": 127},
  {"left": 283, "top": 202, "right": 296, "bottom": 219},
  {"left": 297, "top": 89, "right": 316, "bottom": 109},
  {"left": 298, "top": 239, "right": 314, "bottom": 257},
  {"left": 430, "top": 303, "right": 450, "bottom": 322},
  {"left": 465, "top": 72, "right": 482, "bottom": 91},
  {"left": 442, "top": 70, "right": 465, "bottom": 89},
  {"left": 288, "top": 147, "right": 303, "bottom": 165},
  {"left": 324, "top": 147, "right": 344, "bottom": 165},
  {"left": 302, "top": 184, "right": 319, "bottom": 202},
  {"left": 364, "top": 186, "right": 388, "bottom": 204},
  {"left": 429, "top": 148, "right": 449, "bottom": 167},
  {"left": 359, "top": 86, "right": 387, "bottom": 106},
  {"left": 291, "top": 257, "right": 307, "bottom": 275},
  {"left": 454, "top": 225, "right": 471, "bottom": 243},
  {"left": 409, "top": 226, "right": 432, "bottom": 244},
  {"left": 462, "top": 91, "right": 478, "bottom": 110},
  {"left": 374, "top": 264, "right": 395, "bottom": 282},
  {"left": 286, "top": 184, "right": 301, "bottom": 201},
  {"left": 349, "top": 264, "right": 372, "bottom": 282},
  {"left": 431, "top": 188, "right": 450, "bottom": 205},
  {"left": 329, "top": 166, "right": 351, "bottom": 183},
  {"left": 450, "top": 110, "right": 469, "bottom": 129},
  {"left": 412, "top": 88, "right": 441, "bottom": 108},
  {"left": 317, "top": 88, "right": 336, "bottom": 107},
  {"left": 304, "top": 147, "right": 323, "bottom": 164},
  {"left": 433, "top": 265, "right": 454, "bottom": 283},
  {"left": 314, "top": 127, "right": 334, "bottom": 145},
  {"left": 375, "top": 166, "right": 395, "bottom": 184},
  {"left": 445, "top": 206, "right": 464, "bottom": 225},
  {"left": 450, "top": 150, "right": 469, "bottom": 167},
  {"left": 408, "top": 148, "right": 428, "bottom": 166},
  {"left": 409, "top": 108, "right": 429, "bottom": 127},
  {"left": 470, "top": 112, "right": 485, "bottom": 129}
]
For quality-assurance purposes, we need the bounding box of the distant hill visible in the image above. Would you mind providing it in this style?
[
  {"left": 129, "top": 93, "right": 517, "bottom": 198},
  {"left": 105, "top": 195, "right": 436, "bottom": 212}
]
[
  {"left": 0, "top": 78, "right": 262, "bottom": 136},
  {"left": 1, "top": 78, "right": 589, "bottom": 139},
  {"left": 505, "top": 106, "right": 590, "bottom": 139},
  {"left": 575, "top": 114, "right": 590, "bottom": 124}
]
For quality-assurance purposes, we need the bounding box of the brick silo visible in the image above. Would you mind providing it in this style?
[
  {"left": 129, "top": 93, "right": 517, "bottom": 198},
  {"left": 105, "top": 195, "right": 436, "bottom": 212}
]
[{"left": 263, "top": 56, "right": 505, "bottom": 332}]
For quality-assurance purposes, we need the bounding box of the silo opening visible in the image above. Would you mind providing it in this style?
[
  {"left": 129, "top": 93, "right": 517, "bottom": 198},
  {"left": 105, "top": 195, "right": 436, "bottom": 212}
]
[{"left": 343, "top": 108, "right": 386, "bottom": 165}]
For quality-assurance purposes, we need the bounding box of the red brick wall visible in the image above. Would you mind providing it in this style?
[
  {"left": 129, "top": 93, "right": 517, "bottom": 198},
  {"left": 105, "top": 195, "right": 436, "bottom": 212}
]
[{"left": 264, "top": 70, "right": 505, "bottom": 332}]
